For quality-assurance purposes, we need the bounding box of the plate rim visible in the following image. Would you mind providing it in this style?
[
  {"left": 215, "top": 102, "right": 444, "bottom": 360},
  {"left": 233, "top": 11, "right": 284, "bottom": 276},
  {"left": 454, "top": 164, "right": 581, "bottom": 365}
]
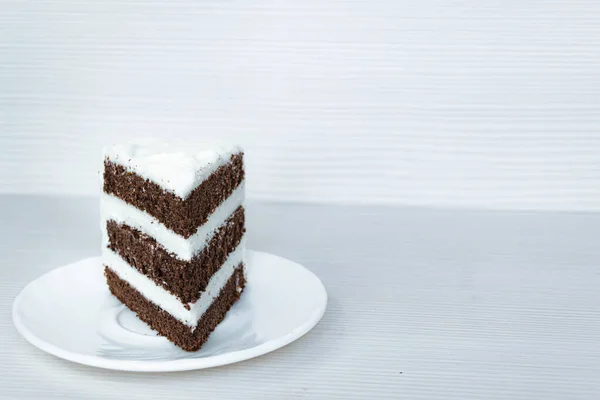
[{"left": 12, "top": 250, "right": 327, "bottom": 372}]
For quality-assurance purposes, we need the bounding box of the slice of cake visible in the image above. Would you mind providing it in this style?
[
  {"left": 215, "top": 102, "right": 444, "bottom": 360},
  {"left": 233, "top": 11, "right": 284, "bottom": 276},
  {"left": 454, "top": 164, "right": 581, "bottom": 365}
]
[{"left": 101, "top": 140, "right": 246, "bottom": 351}]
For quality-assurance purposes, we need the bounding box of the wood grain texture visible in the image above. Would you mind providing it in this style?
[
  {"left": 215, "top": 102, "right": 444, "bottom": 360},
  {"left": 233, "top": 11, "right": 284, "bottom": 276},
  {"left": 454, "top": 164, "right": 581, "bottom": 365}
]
[
  {"left": 2, "top": 196, "right": 600, "bottom": 398},
  {"left": 1, "top": 0, "right": 600, "bottom": 210}
]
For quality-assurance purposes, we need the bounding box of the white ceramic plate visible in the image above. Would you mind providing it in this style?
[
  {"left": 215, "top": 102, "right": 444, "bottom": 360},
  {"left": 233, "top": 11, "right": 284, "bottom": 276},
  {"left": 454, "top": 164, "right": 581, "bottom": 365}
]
[{"left": 13, "top": 250, "right": 327, "bottom": 372}]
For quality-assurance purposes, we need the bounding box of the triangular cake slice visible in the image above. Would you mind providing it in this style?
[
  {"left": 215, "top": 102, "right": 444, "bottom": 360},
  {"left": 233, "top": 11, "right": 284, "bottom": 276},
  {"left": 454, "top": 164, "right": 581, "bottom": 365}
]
[{"left": 101, "top": 140, "right": 246, "bottom": 351}]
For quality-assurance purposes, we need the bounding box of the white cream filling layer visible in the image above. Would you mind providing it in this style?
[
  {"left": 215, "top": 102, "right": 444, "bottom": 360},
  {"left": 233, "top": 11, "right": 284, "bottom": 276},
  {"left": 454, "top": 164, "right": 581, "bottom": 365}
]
[
  {"left": 103, "top": 238, "right": 245, "bottom": 330},
  {"left": 101, "top": 183, "right": 245, "bottom": 261}
]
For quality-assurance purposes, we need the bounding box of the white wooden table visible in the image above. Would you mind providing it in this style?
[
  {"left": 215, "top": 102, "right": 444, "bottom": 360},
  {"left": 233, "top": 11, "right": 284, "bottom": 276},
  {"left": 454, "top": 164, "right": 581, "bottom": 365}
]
[{"left": 2, "top": 195, "right": 600, "bottom": 399}]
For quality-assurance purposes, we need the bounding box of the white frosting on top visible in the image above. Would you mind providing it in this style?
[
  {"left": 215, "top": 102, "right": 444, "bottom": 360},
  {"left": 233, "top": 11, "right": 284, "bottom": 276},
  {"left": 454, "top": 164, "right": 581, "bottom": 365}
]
[
  {"left": 101, "top": 183, "right": 245, "bottom": 261},
  {"left": 103, "top": 139, "right": 243, "bottom": 199},
  {"left": 103, "top": 238, "right": 245, "bottom": 330}
]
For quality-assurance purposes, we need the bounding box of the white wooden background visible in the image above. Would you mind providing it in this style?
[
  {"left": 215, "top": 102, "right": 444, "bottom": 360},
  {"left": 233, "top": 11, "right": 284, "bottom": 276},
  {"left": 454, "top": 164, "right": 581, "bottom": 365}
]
[{"left": 2, "top": 0, "right": 600, "bottom": 210}]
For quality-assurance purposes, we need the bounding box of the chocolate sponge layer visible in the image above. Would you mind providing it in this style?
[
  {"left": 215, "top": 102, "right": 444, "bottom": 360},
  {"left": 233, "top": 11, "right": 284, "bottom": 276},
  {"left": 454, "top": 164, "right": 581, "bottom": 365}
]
[
  {"left": 105, "top": 265, "right": 245, "bottom": 352},
  {"left": 106, "top": 206, "right": 245, "bottom": 305},
  {"left": 103, "top": 153, "right": 244, "bottom": 238}
]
